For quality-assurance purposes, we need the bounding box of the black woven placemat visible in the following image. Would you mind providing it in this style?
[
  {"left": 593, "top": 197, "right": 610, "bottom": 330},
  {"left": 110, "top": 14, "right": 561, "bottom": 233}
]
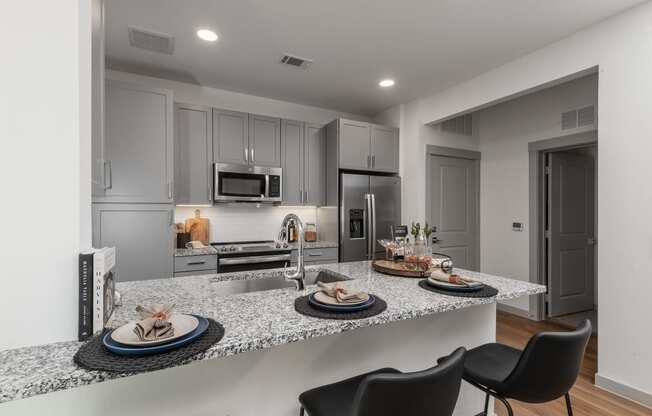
[
  {"left": 418, "top": 280, "right": 499, "bottom": 298},
  {"left": 73, "top": 319, "right": 225, "bottom": 373},
  {"left": 295, "top": 295, "right": 387, "bottom": 320}
]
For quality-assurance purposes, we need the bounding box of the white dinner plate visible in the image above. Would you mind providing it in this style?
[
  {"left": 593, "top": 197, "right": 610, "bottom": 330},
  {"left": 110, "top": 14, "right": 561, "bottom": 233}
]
[
  {"left": 427, "top": 278, "right": 483, "bottom": 290},
  {"left": 313, "top": 291, "right": 370, "bottom": 306},
  {"left": 110, "top": 314, "right": 199, "bottom": 347}
]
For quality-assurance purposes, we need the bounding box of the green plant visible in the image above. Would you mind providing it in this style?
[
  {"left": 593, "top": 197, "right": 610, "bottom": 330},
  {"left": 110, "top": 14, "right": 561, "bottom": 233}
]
[
  {"left": 410, "top": 222, "right": 421, "bottom": 238},
  {"left": 424, "top": 223, "right": 433, "bottom": 238}
]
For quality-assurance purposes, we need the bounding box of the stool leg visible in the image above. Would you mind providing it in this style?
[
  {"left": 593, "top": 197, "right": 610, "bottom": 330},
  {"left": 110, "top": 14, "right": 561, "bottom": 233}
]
[
  {"left": 483, "top": 392, "right": 490, "bottom": 415},
  {"left": 565, "top": 393, "right": 574, "bottom": 416},
  {"left": 495, "top": 395, "right": 514, "bottom": 416},
  {"left": 299, "top": 406, "right": 305, "bottom": 416}
]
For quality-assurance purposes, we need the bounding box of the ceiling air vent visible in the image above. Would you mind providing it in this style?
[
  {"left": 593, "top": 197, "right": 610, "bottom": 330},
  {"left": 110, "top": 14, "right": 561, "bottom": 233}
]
[
  {"left": 128, "top": 26, "right": 175, "bottom": 55},
  {"left": 279, "top": 53, "right": 313, "bottom": 69},
  {"left": 441, "top": 114, "right": 472, "bottom": 136},
  {"left": 561, "top": 110, "right": 578, "bottom": 130},
  {"left": 578, "top": 106, "right": 595, "bottom": 127}
]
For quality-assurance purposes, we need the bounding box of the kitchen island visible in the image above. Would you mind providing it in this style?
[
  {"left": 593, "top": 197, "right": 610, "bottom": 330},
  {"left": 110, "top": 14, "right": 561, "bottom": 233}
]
[{"left": 0, "top": 261, "right": 545, "bottom": 416}]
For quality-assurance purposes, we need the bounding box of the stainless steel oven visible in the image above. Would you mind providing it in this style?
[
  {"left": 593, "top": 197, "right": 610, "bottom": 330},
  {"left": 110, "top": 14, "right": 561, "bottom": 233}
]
[
  {"left": 212, "top": 241, "right": 292, "bottom": 273},
  {"left": 214, "top": 164, "right": 282, "bottom": 203}
]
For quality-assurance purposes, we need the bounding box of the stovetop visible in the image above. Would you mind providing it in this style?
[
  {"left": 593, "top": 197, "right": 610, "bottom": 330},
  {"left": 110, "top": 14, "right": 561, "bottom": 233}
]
[{"left": 210, "top": 240, "right": 290, "bottom": 255}]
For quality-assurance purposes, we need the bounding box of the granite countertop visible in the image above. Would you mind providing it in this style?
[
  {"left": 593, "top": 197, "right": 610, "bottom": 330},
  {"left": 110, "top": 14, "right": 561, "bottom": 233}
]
[
  {"left": 0, "top": 262, "right": 545, "bottom": 403},
  {"left": 288, "top": 241, "right": 338, "bottom": 249},
  {"left": 174, "top": 246, "right": 218, "bottom": 257}
]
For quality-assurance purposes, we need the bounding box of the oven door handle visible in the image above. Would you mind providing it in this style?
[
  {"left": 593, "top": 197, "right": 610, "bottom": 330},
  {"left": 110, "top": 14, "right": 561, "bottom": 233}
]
[{"left": 219, "top": 254, "right": 291, "bottom": 265}]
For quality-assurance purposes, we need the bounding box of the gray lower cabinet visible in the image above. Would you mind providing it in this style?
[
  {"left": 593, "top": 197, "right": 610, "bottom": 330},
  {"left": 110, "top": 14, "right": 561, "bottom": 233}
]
[
  {"left": 281, "top": 121, "right": 326, "bottom": 205},
  {"left": 93, "top": 204, "right": 174, "bottom": 282},
  {"left": 291, "top": 247, "right": 338, "bottom": 265},
  {"left": 213, "top": 109, "right": 249, "bottom": 165},
  {"left": 175, "top": 103, "right": 213, "bottom": 205},
  {"left": 174, "top": 254, "right": 218, "bottom": 276},
  {"left": 95, "top": 79, "right": 174, "bottom": 203},
  {"left": 336, "top": 119, "right": 399, "bottom": 173}
]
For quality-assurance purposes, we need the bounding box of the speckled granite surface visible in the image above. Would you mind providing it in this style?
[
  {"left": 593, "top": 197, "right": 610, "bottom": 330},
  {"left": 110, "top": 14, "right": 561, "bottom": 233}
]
[
  {"left": 173, "top": 246, "right": 218, "bottom": 257},
  {"left": 0, "top": 261, "right": 544, "bottom": 403},
  {"left": 288, "top": 241, "right": 338, "bottom": 249}
]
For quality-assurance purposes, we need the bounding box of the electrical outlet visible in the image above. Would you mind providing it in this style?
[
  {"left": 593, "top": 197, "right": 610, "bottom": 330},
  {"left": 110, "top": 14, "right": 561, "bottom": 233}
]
[{"left": 512, "top": 222, "right": 524, "bottom": 232}]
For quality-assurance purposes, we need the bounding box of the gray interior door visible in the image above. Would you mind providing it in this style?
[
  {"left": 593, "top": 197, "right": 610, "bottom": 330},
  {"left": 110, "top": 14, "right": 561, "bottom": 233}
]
[
  {"left": 101, "top": 80, "right": 173, "bottom": 203},
  {"left": 305, "top": 123, "right": 325, "bottom": 206},
  {"left": 175, "top": 104, "right": 213, "bottom": 205},
  {"left": 213, "top": 109, "right": 249, "bottom": 165},
  {"left": 428, "top": 155, "right": 479, "bottom": 270},
  {"left": 339, "top": 120, "right": 371, "bottom": 170},
  {"left": 93, "top": 204, "right": 174, "bottom": 282},
  {"left": 547, "top": 152, "right": 595, "bottom": 317},
  {"left": 281, "top": 119, "right": 304, "bottom": 205},
  {"left": 249, "top": 114, "right": 281, "bottom": 167},
  {"left": 340, "top": 173, "right": 369, "bottom": 262},
  {"left": 370, "top": 176, "right": 401, "bottom": 256}
]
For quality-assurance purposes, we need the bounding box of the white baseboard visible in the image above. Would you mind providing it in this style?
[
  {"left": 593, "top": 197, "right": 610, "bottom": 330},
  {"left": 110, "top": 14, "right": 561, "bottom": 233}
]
[
  {"left": 497, "top": 303, "right": 536, "bottom": 320},
  {"left": 595, "top": 373, "right": 652, "bottom": 409}
]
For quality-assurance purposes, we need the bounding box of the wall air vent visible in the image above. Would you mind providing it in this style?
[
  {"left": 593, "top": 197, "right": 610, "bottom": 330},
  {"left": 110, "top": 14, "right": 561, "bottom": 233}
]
[
  {"left": 128, "top": 26, "right": 175, "bottom": 55},
  {"left": 561, "top": 110, "right": 578, "bottom": 130},
  {"left": 441, "top": 114, "right": 472, "bottom": 136},
  {"left": 577, "top": 106, "right": 595, "bottom": 127},
  {"left": 279, "top": 53, "right": 313, "bottom": 69}
]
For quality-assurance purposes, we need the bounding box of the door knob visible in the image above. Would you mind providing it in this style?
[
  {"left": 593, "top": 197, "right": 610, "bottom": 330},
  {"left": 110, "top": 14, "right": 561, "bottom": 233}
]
[{"left": 587, "top": 238, "right": 597, "bottom": 246}]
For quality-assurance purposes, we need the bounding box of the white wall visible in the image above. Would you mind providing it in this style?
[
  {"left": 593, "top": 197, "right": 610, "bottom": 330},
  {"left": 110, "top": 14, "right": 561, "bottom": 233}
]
[
  {"left": 107, "top": 70, "right": 370, "bottom": 125},
  {"left": 390, "top": 1, "right": 652, "bottom": 402},
  {"left": 476, "top": 74, "right": 598, "bottom": 310},
  {"left": 174, "top": 206, "right": 318, "bottom": 243},
  {"left": 0, "top": 0, "right": 92, "bottom": 349}
]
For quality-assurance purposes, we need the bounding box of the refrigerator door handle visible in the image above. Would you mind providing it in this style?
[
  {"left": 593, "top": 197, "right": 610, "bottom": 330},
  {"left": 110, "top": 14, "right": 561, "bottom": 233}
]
[
  {"left": 364, "top": 194, "right": 372, "bottom": 259},
  {"left": 370, "top": 193, "right": 377, "bottom": 260}
]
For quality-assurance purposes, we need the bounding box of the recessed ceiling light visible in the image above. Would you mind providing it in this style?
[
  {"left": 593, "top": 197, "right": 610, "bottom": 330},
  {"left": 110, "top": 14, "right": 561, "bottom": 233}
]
[
  {"left": 379, "top": 79, "right": 395, "bottom": 87},
  {"left": 196, "top": 29, "right": 218, "bottom": 42}
]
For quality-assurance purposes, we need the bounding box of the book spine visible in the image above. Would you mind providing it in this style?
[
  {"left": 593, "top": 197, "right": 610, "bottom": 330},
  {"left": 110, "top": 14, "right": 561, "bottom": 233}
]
[
  {"left": 78, "top": 253, "right": 93, "bottom": 341},
  {"left": 93, "top": 255, "right": 104, "bottom": 333}
]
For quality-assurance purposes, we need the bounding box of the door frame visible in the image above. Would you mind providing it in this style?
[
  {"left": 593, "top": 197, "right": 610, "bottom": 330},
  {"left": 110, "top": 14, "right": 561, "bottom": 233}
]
[
  {"left": 425, "top": 145, "right": 481, "bottom": 270},
  {"left": 528, "top": 130, "right": 597, "bottom": 320}
]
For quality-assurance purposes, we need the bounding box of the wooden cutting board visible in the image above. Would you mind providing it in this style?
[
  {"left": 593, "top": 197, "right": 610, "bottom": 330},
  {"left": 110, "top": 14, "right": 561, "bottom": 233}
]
[
  {"left": 184, "top": 209, "right": 209, "bottom": 245},
  {"left": 372, "top": 260, "right": 433, "bottom": 278}
]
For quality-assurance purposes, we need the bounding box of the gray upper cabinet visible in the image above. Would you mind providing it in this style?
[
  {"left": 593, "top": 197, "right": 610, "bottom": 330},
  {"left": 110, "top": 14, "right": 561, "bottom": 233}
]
[
  {"left": 337, "top": 119, "right": 399, "bottom": 173},
  {"left": 370, "top": 124, "right": 399, "bottom": 173},
  {"left": 213, "top": 109, "right": 249, "bottom": 165},
  {"left": 249, "top": 114, "right": 281, "bottom": 167},
  {"left": 338, "top": 119, "right": 372, "bottom": 170},
  {"left": 305, "top": 123, "right": 326, "bottom": 206},
  {"left": 96, "top": 80, "right": 174, "bottom": 203},
  {"left": 175, "top": 103, "right": 213, "bottom": 205},
  {"left": 281, "top": 119, "right": 305, "bottom": 205},
  {"left": 93, "top": 204, "right": 174, "bottom": 282}
]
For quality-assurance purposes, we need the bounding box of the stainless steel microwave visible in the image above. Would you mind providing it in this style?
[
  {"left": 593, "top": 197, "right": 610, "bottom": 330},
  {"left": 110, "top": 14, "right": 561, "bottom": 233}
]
[{"left": 214, "top": 163, "right": 282, "bottom": 203}]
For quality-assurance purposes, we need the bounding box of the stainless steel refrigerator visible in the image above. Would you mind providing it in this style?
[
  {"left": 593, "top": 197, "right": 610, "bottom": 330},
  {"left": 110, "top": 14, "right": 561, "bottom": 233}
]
[{"left": 339, "top": 173, "right": 401, "bottom": 262}]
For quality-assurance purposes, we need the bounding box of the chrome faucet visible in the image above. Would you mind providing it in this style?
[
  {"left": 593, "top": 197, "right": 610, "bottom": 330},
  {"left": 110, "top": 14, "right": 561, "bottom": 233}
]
[{"left": 278, "top": 213, "right": 305, "bottom": 290}]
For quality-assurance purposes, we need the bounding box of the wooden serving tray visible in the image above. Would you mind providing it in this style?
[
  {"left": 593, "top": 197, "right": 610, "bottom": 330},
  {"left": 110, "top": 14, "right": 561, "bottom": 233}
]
[{"left": 372, "top": 260, "right": 433, "bottom": 278}]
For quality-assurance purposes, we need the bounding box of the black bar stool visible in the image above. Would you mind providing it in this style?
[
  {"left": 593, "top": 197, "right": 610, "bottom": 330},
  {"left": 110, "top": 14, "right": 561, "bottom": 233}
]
[
  {"left": 452, "top": 320, "right": 591, "bottom": 416},
  {"left": 298, "top": 347, "right": 466, "bottom": 416}
]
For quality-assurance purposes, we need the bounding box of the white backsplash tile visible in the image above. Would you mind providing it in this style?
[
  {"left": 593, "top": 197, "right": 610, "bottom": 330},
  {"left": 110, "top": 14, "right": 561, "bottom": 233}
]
[{"left": 175, "top": 205, "right": 318, "bottom": 242}]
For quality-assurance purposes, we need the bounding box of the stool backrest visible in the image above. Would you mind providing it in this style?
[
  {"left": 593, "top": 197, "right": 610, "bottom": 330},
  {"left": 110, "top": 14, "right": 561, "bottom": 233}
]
[
  {"left": 352, "top": 347, "right": 466, "bottom": 416},
  {"left": 503, "top": 320, "right": 591, "bottom": 403}
]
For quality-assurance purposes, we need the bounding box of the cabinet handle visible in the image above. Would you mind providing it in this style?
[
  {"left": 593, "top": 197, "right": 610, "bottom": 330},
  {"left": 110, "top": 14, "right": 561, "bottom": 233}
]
[
  {"left": 367, "top": 155, "right": 371, "bottom": 168},
  {"left": 304, "top": 191, "right": 308, "bottom": 204},
  {"left": 251, "top": 148, "right": 255, "bottom": 163},
  {"left": 168, "top": 210, "right": 174, "bottom": 226},
  {"left": 104, "top": 160, "right": 113, "bottom": 190},
  {"left": 308, "top": 252, "right": 323, "bottom": 257},
  {"left": 187, "top": 261, "right": 207, "bottom": 266},
  {"left": 299, "top": 190, "right": 303, "bottom": 203},
  {"left": 168, "top": 182, "right": 173, "bottom": 200},
  {"left": 208, "top": 184, "right": 212, "bottom": 203},
  {"left": 244, "top": 148, "right": 249, "bottom": 163},
  {"left": 372, "top": 155, "right": 375, "bottom": 168}
]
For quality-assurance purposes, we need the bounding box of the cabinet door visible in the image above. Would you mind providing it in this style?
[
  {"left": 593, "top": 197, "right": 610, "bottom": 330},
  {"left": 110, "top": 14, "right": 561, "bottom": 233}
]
[
  {"left": 338, "top": 119, "right": 371, "bottom": 170},
  {"left": 249, "top": 114, "right": 281, "bottom": 167},
  {"left": 93, "top": 204, "right": 174, "bottom": 282},
  {"left": 305, "top": 123, "right": 326, "bottom": 206},
  {"left": 281, "top": 119, "right": 304, "bottom": 205},
  {"left": 370, "top": 125, "right": 399, "bottom": 173},
  {"left": 213, "top": 109, "right": 249, "bottom": 165},
  {"left": 99, "top": 80, "right": 173, "bottom": 203},
  {"left": 175, "top": 104, "right": 213, "bottom": 205}
]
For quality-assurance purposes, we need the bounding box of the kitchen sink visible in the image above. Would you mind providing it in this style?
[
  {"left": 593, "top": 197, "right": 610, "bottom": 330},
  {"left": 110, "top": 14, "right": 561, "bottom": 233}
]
[{"left": 209, "top": 269, "right": 350, "bottom": 296}]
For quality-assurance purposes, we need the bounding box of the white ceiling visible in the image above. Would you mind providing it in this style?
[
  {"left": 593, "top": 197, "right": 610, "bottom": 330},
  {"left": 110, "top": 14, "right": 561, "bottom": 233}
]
[{"left": 105, "top": 0, "right": 643, "bottom": 116}]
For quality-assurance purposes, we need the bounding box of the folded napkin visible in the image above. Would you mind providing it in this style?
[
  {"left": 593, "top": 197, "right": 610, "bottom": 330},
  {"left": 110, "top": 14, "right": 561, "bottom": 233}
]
[
  {"left": 317, "top": 282, "right": 368, "bottom": 304},
  {"left": 430, "top": 269, "right": 481, "bottom": 287},
  {"left": 133, "top": 304, "right": 175, "bottom": 342}
]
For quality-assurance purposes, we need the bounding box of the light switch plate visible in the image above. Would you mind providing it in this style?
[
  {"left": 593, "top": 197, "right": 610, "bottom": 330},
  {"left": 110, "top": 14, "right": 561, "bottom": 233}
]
[{"left": 512, "top": 222, "right": 524, "bottom": 232}]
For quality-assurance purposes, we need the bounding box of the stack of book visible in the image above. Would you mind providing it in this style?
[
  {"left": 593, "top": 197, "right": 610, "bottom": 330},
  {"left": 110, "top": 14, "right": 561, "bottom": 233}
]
[{"left": 78, "top": 247, "right": 116, "bottom": 341}]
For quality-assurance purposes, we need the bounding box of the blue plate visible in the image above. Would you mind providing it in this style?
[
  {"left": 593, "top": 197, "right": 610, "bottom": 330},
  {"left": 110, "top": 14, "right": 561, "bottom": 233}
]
[
  {"left": 103, "top": 315, "right": 209, "bottom": 356},
  {"left": 308, "top": 293, "right": 376, "bottom": 313}
]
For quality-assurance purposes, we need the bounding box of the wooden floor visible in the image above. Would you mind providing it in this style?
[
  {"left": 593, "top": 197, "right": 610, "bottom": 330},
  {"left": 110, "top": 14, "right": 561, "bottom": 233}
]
[{"left": 494, "top": 311, "right": 652, "bottom": 416}]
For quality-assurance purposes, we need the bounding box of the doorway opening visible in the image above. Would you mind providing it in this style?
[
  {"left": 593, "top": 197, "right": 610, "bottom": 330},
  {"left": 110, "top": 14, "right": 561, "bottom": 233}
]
[{"left": 530, "top": 135, "right": 598, "bottom": 334}]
